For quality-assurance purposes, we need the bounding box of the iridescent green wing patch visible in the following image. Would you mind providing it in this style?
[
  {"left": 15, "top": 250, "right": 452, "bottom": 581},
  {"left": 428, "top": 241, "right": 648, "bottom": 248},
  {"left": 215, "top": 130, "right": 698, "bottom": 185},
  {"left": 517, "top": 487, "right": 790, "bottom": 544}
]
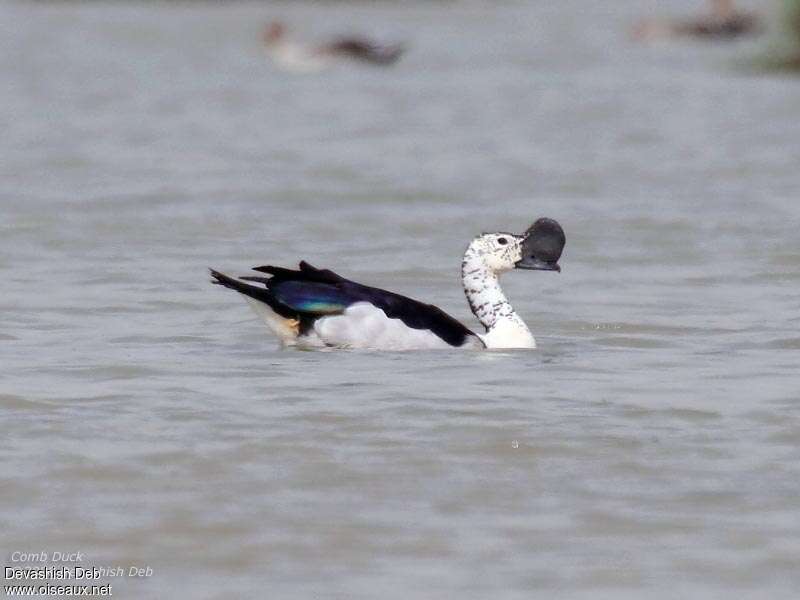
[{"left": 271, "top": 281, "right": 351, "bottom": 315}]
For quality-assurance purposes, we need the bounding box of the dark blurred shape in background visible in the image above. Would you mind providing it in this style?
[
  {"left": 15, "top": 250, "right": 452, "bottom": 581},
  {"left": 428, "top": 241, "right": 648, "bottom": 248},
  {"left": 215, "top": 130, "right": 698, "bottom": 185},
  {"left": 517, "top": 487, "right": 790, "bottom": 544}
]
[
  {"left": 632, "top": 0, "right": 761, "bottom": 42},
  {"left": 757, "top": 0, "right": 800, "bottom": 70},
  {"left": 263, "top": 19, "right": 404, "bottom": 73}
]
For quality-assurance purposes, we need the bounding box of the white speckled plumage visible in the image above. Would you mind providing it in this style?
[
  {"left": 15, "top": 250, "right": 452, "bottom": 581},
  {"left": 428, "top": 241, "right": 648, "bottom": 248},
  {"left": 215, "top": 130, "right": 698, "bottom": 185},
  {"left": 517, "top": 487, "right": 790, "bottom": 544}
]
[{"left": 461, "top": 234, "right": 537, "bottom": 349}]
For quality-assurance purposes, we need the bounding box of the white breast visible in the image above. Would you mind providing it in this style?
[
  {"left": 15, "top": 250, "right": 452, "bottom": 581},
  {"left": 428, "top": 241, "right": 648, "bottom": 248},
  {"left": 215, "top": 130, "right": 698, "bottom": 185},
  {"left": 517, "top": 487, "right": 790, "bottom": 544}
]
[{"left": 479, "top": 319, "right": 536, "bottom": 349}]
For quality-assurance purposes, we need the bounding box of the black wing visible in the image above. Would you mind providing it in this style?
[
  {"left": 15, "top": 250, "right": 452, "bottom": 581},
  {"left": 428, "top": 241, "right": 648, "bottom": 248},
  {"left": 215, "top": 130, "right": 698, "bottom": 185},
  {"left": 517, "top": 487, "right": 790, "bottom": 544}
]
[
  {"left": 322, "top": 38, "right": 405, "bottom": 65},
  {"left": 211, "top": 261, "right": 481, "bottom": 348}
]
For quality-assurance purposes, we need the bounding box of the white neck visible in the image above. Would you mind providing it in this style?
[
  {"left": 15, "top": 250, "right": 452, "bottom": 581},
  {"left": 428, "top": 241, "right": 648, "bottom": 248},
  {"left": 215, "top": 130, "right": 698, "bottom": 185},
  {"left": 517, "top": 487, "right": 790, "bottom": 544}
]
[{"left": 461, "top": 246, "right": 536, "bottom": 349}]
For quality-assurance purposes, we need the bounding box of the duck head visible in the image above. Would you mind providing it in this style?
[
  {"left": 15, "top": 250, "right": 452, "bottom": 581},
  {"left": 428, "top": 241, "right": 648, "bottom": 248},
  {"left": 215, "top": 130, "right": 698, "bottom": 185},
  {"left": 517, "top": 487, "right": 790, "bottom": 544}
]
[
  {"left": 264, "top": 21, "right": 287, "bottom": 46},
  {"left": 466, "top": 218, "right": 565, "bottom": 275}
]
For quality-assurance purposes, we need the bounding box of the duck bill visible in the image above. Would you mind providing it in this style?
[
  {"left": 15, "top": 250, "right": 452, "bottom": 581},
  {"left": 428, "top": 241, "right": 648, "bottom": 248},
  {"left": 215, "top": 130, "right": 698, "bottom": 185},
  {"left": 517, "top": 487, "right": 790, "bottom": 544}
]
[
  {"left": 516, "top": 217, "right": 566, "bottom": 273},
  {"left": 515, "top": 256, "right": 561, "bottom": 272}
]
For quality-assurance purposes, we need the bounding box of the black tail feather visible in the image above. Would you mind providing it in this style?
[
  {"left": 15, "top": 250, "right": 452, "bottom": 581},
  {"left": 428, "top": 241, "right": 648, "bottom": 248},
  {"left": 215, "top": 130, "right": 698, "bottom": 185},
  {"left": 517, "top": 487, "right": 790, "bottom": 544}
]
[
  {"left": 250, "top": 262, "right": 345, "bottom": 285},
  {"left": 209, "top": 268, "right": 285, "bottom": 313},
  {"left": 252, "top": 265, "right": 298, "bottom": 278},
  {"left": 239, "top": 276, "right": 272, "bottom": 285}
]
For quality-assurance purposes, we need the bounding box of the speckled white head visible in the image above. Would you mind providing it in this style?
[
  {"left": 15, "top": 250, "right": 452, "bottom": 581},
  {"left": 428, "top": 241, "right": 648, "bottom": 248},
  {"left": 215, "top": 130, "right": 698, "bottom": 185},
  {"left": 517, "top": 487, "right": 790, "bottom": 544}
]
[
  {"left": 464, "top": 233, "right": 525, "bottom": 274},
  {"left": 465, "top": 220, "right": 565, "bottom": 276},
  {"left": 461, "top": 220, "right": 565, "bottom": 349}
]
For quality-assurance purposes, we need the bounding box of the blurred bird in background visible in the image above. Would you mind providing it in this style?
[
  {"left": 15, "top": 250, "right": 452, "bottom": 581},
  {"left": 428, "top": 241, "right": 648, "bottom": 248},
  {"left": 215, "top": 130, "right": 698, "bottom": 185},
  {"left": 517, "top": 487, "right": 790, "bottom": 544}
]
[
  {"left": 263, "top": 20, "right": 405, "bottom": 72},
  {"left": 632, "top": 0, "right": 761, "bottom": 42}
]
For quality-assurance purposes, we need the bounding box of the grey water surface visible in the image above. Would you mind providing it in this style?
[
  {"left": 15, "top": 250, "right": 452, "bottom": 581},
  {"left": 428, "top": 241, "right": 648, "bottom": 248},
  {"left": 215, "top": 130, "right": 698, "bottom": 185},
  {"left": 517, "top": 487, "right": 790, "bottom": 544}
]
[{"left": 1, "top": 1, "right": 799, "bottom": 598}]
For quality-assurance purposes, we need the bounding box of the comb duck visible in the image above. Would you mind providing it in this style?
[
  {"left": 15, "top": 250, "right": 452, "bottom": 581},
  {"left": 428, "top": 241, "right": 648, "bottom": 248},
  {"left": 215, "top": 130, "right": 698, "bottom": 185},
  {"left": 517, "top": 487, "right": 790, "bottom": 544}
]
[{"left": 210, "top": 219, "right": 565, "bottom": 350}]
